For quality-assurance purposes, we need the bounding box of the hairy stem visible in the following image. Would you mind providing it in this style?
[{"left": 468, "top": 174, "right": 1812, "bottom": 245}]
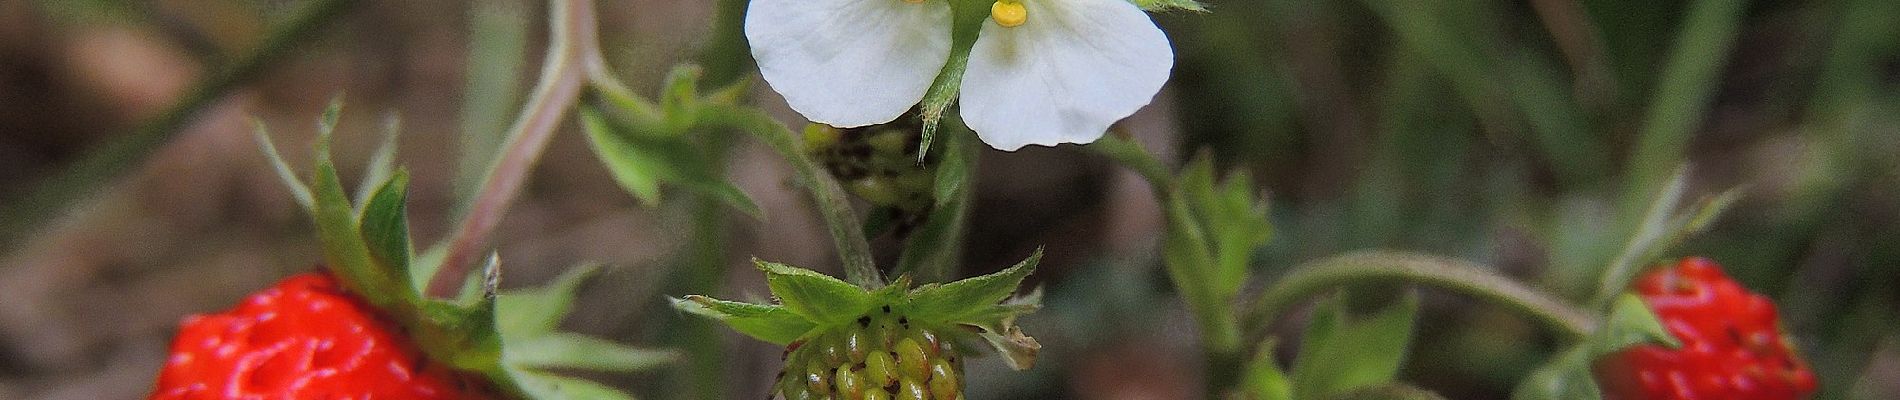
[
  {"left": 429, "top": 0, "right": 596, "bottom": 297},
  {"left": 0, "top": 0, "right": 361, "bottom": 248},
  {"left": 1246, "top": 251, "right": 1597, "bottom": 342},
  {"left": 700, "top": 106, "right": 882, "bottom": 289}
]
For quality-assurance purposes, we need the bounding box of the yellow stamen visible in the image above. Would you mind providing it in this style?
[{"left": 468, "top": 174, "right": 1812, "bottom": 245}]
[
  {"left": 991, "top": 1, "right": 1027, "bottom": 28},
  {"left": 904, "top": 0, "right": 923, "bottom": 4}
]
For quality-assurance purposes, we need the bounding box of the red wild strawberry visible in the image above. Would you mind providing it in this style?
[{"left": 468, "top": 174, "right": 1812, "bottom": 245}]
[
  {"left": 1595, "top": 257, "right": 1818, "bottom": 400},
  {"left": 151, "top": 272, "right": 489, "bottom": 399}
]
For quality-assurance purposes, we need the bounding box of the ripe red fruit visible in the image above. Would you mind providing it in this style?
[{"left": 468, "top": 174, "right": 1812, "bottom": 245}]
[
  {"left": 1595, "top": 257, "right": 1817, "bottom": 400},
  {"left": 152, "top": 272, "right": 488, "bottom": 399}
]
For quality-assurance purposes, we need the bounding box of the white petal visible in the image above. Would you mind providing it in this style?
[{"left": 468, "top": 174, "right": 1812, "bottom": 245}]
[
  {"left": 961, "top": 0, "right": 1173, "bottom": 151},
  {"left": 746, "top": 0, "right": 953, "bottom": 127}
]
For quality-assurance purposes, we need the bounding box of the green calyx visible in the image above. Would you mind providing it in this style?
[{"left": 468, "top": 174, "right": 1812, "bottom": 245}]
[
  {"left": 675, "top": 250, "right": 1046, "bottom": 396},
  {"left": 256, "top": 100, "right": 673, "bottom": 400}
]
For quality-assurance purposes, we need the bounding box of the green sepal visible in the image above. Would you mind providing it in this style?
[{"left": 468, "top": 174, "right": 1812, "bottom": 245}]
[
  {"left": 358, "top": 170, "right": 413, "bottom": 277},
  {"left": 1290, "top": 291, "right": 1420, "bottom": 400},
  {"left": 250, "top": 119, "right": 314, "bottom": 210},
  {"left": 416, "top": 295, "right": 503, "bottom": 372},
  {"left": 1592, "top": 167, "right": 1742, "bottom": 307},
  {"left": 496, "top": 264, "right": 598, "bottom": 338},
  {"left": 976, "top": 323, "right": 1042, "bottom": 371},
  {"left": 505, "top": 332, "right": 680, "bottom": 372},
  {"left": 916, "top": 0, "right": 992, "bottom": 156},
  {"left": 354, "top": 115, "right": 402, "bottom": 202},
  {"left": 1132, "top": 0, "right": 1207, "bottom": 12},
  {"left": 671, "top": 295, "right": 818, "bottom": 345},
  {"left": 758, "top": 259, "right": 878, "bottom": 325},
  {"left": 908, "top": 249, "right": 1040, "bottom": 324},
  {"left": 308, "top": 122, "right": 414, "bottom": 313},
  {"left": 1511, "top": 294, "right": 1679, "bottom": 400},
  {"left": 509, "top": 370, "right": 639, "bottom": 400},
  {"left": 580, "top": 104, "right": 762, "bottom": 217}
]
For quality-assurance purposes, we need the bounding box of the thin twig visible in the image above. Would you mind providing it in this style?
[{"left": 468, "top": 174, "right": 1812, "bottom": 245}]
[{"left": 428, "top": 0, "right": 596, "bottom": 297}]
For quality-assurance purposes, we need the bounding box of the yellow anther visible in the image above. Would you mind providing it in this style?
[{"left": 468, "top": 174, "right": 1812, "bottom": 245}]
[
  {"left": 903, "top": 0, "right": 924, "bottom": 4},
  {"left": 991, "top": 1, "right": 1027, "bottom": 28}
]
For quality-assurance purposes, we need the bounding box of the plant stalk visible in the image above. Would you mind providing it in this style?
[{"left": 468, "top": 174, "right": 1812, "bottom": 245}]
[
  {"left": 1246, "top": 251, "right": 1597, "bottom": 343},
  {"left": 429, "top": 0, "right": 598, "bottom": 297}
]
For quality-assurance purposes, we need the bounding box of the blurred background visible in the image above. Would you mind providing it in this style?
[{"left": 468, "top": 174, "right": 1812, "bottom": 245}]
[{"left": 1, "top": 0, "right": 1896, "bottom": 398}]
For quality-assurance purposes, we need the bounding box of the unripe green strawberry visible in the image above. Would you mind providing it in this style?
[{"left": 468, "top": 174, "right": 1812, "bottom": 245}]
[
  {"left": 776, "top": 307, "right": 970, "bottom": 400},
  {"left": 676, "top": 255, "right": 1043, "bottom": 400}
]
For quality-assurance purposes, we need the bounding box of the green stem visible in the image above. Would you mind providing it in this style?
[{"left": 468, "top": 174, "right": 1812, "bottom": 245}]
[
  {"left": 0, "top": 0, "right": 361, "bottom": 248},
  {"left": 700, "top": 106, "right": 881, "bottom": 289},
  {"left": 1246, "top": 251, "right": 1597, "bottom": 342},
  {"left": 430, "top": 0, "right": 597, "bottom": 297}
]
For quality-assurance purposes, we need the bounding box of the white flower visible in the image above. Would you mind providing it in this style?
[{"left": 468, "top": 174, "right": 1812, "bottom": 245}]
[{"left": 746, "top": 0, "right": 1174, "bottom": 151}]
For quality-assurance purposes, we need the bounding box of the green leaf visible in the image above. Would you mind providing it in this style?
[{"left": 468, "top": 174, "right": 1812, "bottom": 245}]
[
  {"left": 1132, "top": 0, "right": 1207, "bottom": 12},
  {"left": 907, "top": 249, "right": 1040, "bottom": 324},
  {"left": 1511, "top": 347, "right": 1599, "bottom": 400},
  {"left": 510, "top": 369, "right": 638, "bottom": 400},
  {"left": 672, "top": 295, "right": 818, "bottom": 345},
  {"left": 1291, "top": 292, "right": 1420, "bottom": 400},
  {"left": 1242, "top": 341, "right": 1293, "bottom": 400},
  {"left": 496, "top": 264, "right": 599, "bottom": 338},
  {"left": 659, "top": 65, "right": 703, "bottom": 137},
  {"left": 758, "top": 260, "right": 876, "bottom": 325},
  {"left": 358, "top": 170, "right": 413, "bottom": 284},
  {"left": 581, "top": 106, "right": 762, "bottom": 217},
  {"left": 250, "top": 119, "right": 313, "bottom": 210},
  {"left": 505, "top": 332, "right": 678, "bottom": 372}
]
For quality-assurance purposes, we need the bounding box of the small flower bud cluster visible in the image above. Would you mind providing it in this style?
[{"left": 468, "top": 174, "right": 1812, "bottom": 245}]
[{"left": 775, "top": 306, "right": 965, "bottom": 400}]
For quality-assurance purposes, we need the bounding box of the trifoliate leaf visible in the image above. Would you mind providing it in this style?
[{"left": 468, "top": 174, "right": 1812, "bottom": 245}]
[
  {"left": 908, "top": 249, "right": 1040, "bottom": 324},
  {"left": 505, "top": 332, "right": 679, "bottom": 372},
  {"left": 358, "top": 170, "right": 413, "bottom": 283},
  {"left": 510, "top": 369, "right": 638, "bottom": 400},
  {"left": 1291, "top": 292, "right": 1420, "bottom": 400},
  {"left": 672, "top": 295, "right": 817, "bottom": 345},
  {"left": 757, "top": 260, "right": 877, "bottom": 325},
  {"left": 496, "top": 264, "right": 599, "bottom": 338}
]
